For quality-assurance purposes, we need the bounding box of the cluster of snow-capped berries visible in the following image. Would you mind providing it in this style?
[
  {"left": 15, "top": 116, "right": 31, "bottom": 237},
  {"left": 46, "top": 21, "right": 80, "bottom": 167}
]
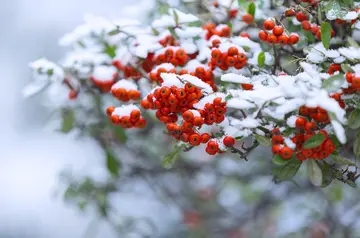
[
  {"left": 106, "top": 107, "right": 147, "bottom": 129},
  {"left": 111, "top": 87, "right": 141, "bottom": 102},
  {"left": 203, "top": 23, "right": 231, "bottom": 40},
  {"left": 210, "top": 46, "right": 247, "bottom": 71},
  {"left": 90, "top": 73, "right": 117, "bottom": 93},
  {"left": 179, "top": 67, "right": 217, "bottom": 91},
  {"left": 271, "top": 118, "right": 335, "bottom": 161},
  {"left": 149, "top": 65, "right": 177, "bottom": 83},
  {"left": 258, "top": 19, "right": 299, "bottom": 45},
  {"left": 154, "top": 47, "right": 188, "bottom": 66}
]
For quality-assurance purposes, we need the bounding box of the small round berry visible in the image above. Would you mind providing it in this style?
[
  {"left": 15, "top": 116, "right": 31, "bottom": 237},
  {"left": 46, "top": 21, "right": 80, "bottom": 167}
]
[
  {"left": 242, "top": 14, "right": 253, "bottom": 24},
  {"left": 272, "top": 144, "right": 282, "bottom": 154},
  {"left": 267, "top": 34, "right": 278, "bottom": 44},
  {"left": 183, "top": 110, "right": 194, "bottom": 122},
  {"left": 305, "top": 122, "right": 317, "bottom": 133},
  {"left": 226, "top": 56, "right": 236, "bottom": 67},
  {"left": 110, "top": 114, "right": 120, "bottom": 125},
  {"left": 295, "top": 11, "right": 307, "bottom": 22},
  {"left": 272, "top": 135, "right": 284, "bottom": 145},
  {"left": 106, "top": 106, "right": 115, "bottom": 116},
  {"left": 263, "top": 19, "right": 275, "bottom": 31},
  {"left": 223, "top": 136, "right": 235, "bottom": 147},
  {"left": 288, "top": 33, "right": 299, "bottom": 44},
  {"left": 278, "top": 34, "right": 289, "bottom": 44},
  {"left": 68, "top": 90, "right": 77, "bottom": 100},
  {"left": 227, "top": 47, "right": 239, "bottom": 56},
  {"left": 310, "top": 24, "right": 319, "bottom": 34},
  {"left": 189, "top": 133, "right": 201, "bottom": 146},
  {"left": 140, "top": 99, "right": 151, "bottom": 109},
  {"left": 135, "top": 118, "right": 147, "bottom": 128},
  {"left": 301, "top": 21, "right": 311, "bottom": 31},
  {"left": 258, "top": 30, "right": 268, "bottom": 41},
  {"left": 201, "top": 133, "right": 211, "bottom": 143},
  {"left": 193, "top": 116, "right": 204, "bottom": 127},
  {"left": 280, "top": 146, "right": 293, "bottom": 159},
  {"left": 295, "top": 117, "right": 307, "bottom": 129},
  {"left": 130, "top": 109, "right": 141, "bottom": 121},
  {"left": 285, "top": 8, "right": 295, "bottom": 17},
  {"left": 272, "top": 26, "right": 284, "bottom": 36},
  {"left": 207, "top": 140, "right": 219, "bottom": 151},
  {"left": 346, "top": 72, "right": 353, "bottom": 83}
]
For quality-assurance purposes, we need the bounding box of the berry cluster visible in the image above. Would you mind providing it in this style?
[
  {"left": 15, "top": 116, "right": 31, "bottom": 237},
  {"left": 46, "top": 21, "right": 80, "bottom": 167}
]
[
  {"left": 210, "top": 46, "right": 247, "bottom": 71},
  {"left": 106, "top": 106, "right": 147, "bottom": 129},
  {"left": 203, "top": 23, "right": 231, "bottom": 40},
  {"left": 301, "top": 21, "right": 335, "bottom": 41},
  {"left": 327, "top": 64, "right": 341, "bottom": 75},
  {"left": 179, "top": 67, "right": 217, "bottom": 91},
  {"left": 259, "top": 19, "right": 299, "bottom": 45},
  {"left": 110, "top": 81, "right": 141, "bottom": 102},
  {"left": 90, "top": 73, "right": 117, "bottom": 93},
  {"left": 149, "top": 64, "right": 177, "bottom": 83},
  {"left": 140, "top": 83, "right": 203, "bottom": 123},
  {"left": 154, "top": 47, "right": 188, "bottom": 66},
  {"left": 159, "top": 35, "right": 178, "bottom": 47}
]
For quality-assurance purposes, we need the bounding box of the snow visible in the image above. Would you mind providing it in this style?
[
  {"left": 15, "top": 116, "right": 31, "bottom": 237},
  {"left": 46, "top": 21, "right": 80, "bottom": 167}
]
[
  {"left": 227, "top": 98, "right": 256, "bottom": 110},
  {"left": 284, "top": 137, "right": 296, "bottom": 150},
  {"left": 331, "top": 119, "right": 347, "bottom": 144},
  {"left": 29, "top": 58, "right": 65, "bottom": 81},
  {"left": 111, "top": 79, "right": 138, "bottom": 90},
  {"left": 92, "top": 65, "right": 117, "bottom": 81},
  {"left": 193, "top": 93, "right": 226, "bottom": 109},
  {"left": 152, "top": 9, "right": 199, "bottom": 28},
  {"left": 175, "top": 26, "right": 204, "bottom": 38},
  {"left": 180, "top": 74, "right": 213, "bottom": 93},
  {"left": 344, "top": 11, "right": 359, "bottom": 20},
  {"left": 112, "top": 104, "right": 140, "bottom": 117},
  {"left": 221, "top": 73, "right": 250, "bottom": 84},
  {"left": 231, "top": 117, "right": 260, "bottom": 128},
  {"left": 286, "top": 116, "right": 297, "bottom": 128}
]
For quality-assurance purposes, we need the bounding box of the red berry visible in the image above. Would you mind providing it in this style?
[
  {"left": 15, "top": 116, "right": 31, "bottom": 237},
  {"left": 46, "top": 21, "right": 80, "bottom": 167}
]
[
  {"left": 264, "top": 19, "right": 275, "bottom": 30},
  {"left": 242, "top": 14, "right": 254, "bottom": 24},
  {"left": 258, "top": 30, "right": 268, "bottom": 41},
  {"left": 295, "top": 117, "right": 307, "bottom": 129},
  {"left": 272, "top": 26, "right": 284, "bottom": 36},
  {"left": 280, "top": 146, "right": 293, "bottom": 159},
  {"left": 272, "top": 144, "right": 282, "bottom": 154},
  {"left": 223, "top": 136, "right": 235, "bottom": 147},
  {"left": 189, "top": 133, "right": 201, "bottom": 146},
  {"left": 288, "top": 33, "right": 299, "bottom": 44}
]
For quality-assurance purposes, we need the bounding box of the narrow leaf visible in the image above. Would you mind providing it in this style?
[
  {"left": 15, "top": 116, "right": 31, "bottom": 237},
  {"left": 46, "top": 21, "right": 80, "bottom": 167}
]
[
  {"left": 258, "top": 52, "right": 265, "bottom": 67},
  {"left": 173, "top": 9, "right": 179, "bottom": 25},
  {"left": 255, "top": 134, "right": 272, "bottom": 147},
  {"left": 321, "top": 161, "right": 334, "bottom": 187},
  {"left": 247, "top": 2, "right": 256, "bottom": 17},
  {"left": 321, "top": 22, "right": 332, "bottom": 49},
  {"left": 346, "top": 180, "right": 357, "bottom": 188},
  {"left": 272, "top": 154, "right": 290, "bottom": 166},
  {"left": 61, "top": 110, "right": 75, "bottom": 133},
  {"left": 331, "top": 154, "right": 356, "bottom": 166},
  {"left": 341, "top": 64, "right": 354, "bottom": 73},
  {"left": 307, "top": 160, "right": 323, "bottom": 186},
  {"left": 104, "top": 45, "right": 117, "bottom": 59},
  {"left": 347, "top": 36, "right": 359, "bottom": 48},
  {"left": 106, "top": 149, "right": 120, "bottom": 177},
  {"left": 162, "top": 144, "right": 185, "bottom": 169},
  {"left": 303, "top": 134, "right": 326, "bottom": 149},
  {"left": 348, "top": 108, "right": 360, "bottom": 129},
  {"left": 353, "top": 134, "right": 360, "bottom": 157}
]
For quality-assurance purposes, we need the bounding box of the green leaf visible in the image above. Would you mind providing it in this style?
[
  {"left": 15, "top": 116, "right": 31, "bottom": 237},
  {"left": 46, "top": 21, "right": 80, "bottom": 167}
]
[
  {"left": 346, "top": 180, "right": 357, "bottom": 188},
  {"left": 348, "top": 109, "right": 360, "bottom": 129},
  {"left": 225, "top": 94, "right": 233, "bottom": 101},
  {"left": 303, "top": 134, "right": 326, "bottom": 149},
  {"left": 255, "top": 134, "right": 272, "bottom": 147},
  {"left": 108, "top": 28, "right": 120, "bottom": 36},
  {"left": 322, "top": 74, "right": 345, "bottom": 91},
  {"left": 347, "top": 36, "right": 359, "bottom": 48},
  {"left": 321, "top": 22, "right": 332, "bottom": 49},
  {"left": 258, "top": 52, "right": 265, "bottom": 67},
  {"left": 341, "top": 64, "right": 354, "bottom": 73},
  {"left": 47, "top": 68, "right": 54, "bottom": 76},
  {"left": 274, "top": 159, "right": 302, "bottom": 181},
  {"left": 106, "top": 149, "right": 120, "bottom": 177},
  {"left": 331, "top": 154, "right": 356, "bottom": 166},
  {"left": 162, "top": 144, "right": 185, "bottom": 169},
  {"left": 104, "top": 45, "right": 117, "bottom": 59},
  {"left": 61, "top": 110, "right": 75, "bottom": 133},
  {"left": 321, "top": 161, "right": 334, "bottom": 187},
  {"left": 282, "top": 128, "right": 295, "bottom": 137},
  {"left": 329, "top": 134, "right": 341, "bottom": 148},
  {"left": 247, "top": 2, "right": 256, "bottom": 17},
  {"left": 272, "top": 154, "right": 290, "bottom": 166},
  {"left": 325, "top": 76, "right": 344, "bottom": 90},
  {"left": 307, "top": 160, "right": 323, "bottom": 186},
  {"left": 353, "top": 134, "right": 360, "bottom": 157},
  {"left": 227, "top": 22, "right": 233, "bottom": 37},
  {"left": 168, "top": 27, "right": 178, "bottom": 39},
  {"left": 173, "top": 9, "right": 179, "bottom": 25},
  {"left": 158, "top": 3, "right": 170, "bottom": 15},
  {"left": 151, "top": 27, "right": 160, "bottom": 36}
]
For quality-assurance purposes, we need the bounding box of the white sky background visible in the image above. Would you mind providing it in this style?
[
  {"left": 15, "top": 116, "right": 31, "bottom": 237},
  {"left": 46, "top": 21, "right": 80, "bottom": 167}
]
[{"left": 0, "top": 0, "right": 176, "bottom": 237}]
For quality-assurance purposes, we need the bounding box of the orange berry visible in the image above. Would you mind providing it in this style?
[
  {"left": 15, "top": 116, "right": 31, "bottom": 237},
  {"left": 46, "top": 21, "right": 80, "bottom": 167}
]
[
  {"left": 130, "top": 109, "right": 141, "bottom": 121},
  {"left": 288, "top": 33, "right": 299, "bottom": 44},
  {"left": 183, "top": 110, "right": 194, "bottom": 122},
  {"left": 207, "top": 140, "right": 219, "bottom": 151},
  {"left": 166, "top": 123, "right": 177, "bottom": 131},
  {"left": 272, "top": 144, "right": 282, "bottom": 154},
  {"left": 272, "top": 135, "right": 284, "bottom": 145},
  {"left": 267, "top": 34, "right": 278, "bottom": 44},
  {"left": 135, "top": 118, "right": 147, "bottom": 128},
  {"left": 160, "top": 86, "right": 171, "bottom": 98},
  {"left": 201, "top": 133, "right": 211, "bottom": 143},
  {"left": 110, "top": 114, "right": 120, "bottom": 125},
  {"left": 310, "top": 24, "right": 319, "bottom": 34},
  {"left": 241, "top": 83, "right": 253, "bottom": 90},
  {"left": 175, "top": 49, "right": 186, "bottom": 59},
  {"left": 176, "top": 88, "right": 187, "bottom": 99},
  {"left": 193, "top": 116, "right": 204, "bottom": 127},
  {"left": 295, "top": 117, "right": 307, "bottom": 129},
  {"left": 106, "top": 106, "right": 115, "bottom": 116},
  {"left": 180, "top": 133, "right": 189, "bottom": 143},
  {"left": 189, "top": 133, "right": 201, "bottom": 146},
  {"left": 221, "top": 26, "right": 231, "bottom": 37},
  {"left": 285, "top": 8, "right": 295, "bottom": 17},
  {"left": 346, "top": 72, "right": 353, "bottom": 83},
  {"left": 206, "top": 146, "right": 217, "bottom": 155},
  {"left": 258, "top": 30, "right": 268, "bottom": 41},
  {"left": 213, "top": 97, "right": 222, "bottom": 106},
  {"left": 226, "top": 56, "right": 236, "bottom": 67},
  {"left": 223, "top": 136, "right": 235, "bottom": 147},
  {"left": 353, "top": 77, "right": 360, "bottom": 88},
  {"left": 272, "top": 26, "right": 284, "bottom": 36},
  {"left": 301, "top": 21, "right": 311, "bottom": 31},
  {"left": 140, "top": 99, "right": 151, "bottom": 109},
  {"left": 211, "top": 49, "right": 221, "bottom": 59},
  {"left": 305, "top": 122, "right": 317, "bottom": 133},
  {"left": 295, "top": 11, "right": 307, "bottom": 22},
  {"left": 242, "top": 14, "right": 253, "bottom": 24},
  {"left": 263, "top": 19, "right": 275, "bottom": 30},
  {"left": 296, "top": 152, "right": 307, "bottom": 161},
  {"left": 278, "top": 34, "right": 289, "bottom": 44},
  {"left": 237, "top": 52, "right": 247, "bottom": 62},
  {"left": 212, "top": 39, "right": 221, "bottom": 48},
  {"left": 280, "top": 146, "right": 293, "bottom": 159},
  {"left": 128, "top": 89, "right": 140, "bottom": 100},
  {"left": 227, "top": 47, "right": 239, "bottom": 56}
]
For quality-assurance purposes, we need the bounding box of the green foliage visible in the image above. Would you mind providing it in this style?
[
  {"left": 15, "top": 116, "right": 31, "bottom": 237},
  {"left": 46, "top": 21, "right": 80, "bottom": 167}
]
[
  {"left": 331, "top": 154, "right": 356, "bottom": 166},
  {"left": 162, "top": 144, "right": 185, "bottom": 169},
  {"left": 61, "top": 109, "right": 75, "bottom": 133},
  {"left": 341, "top": 63, "right": 354, "bottom": 73},
  {"left": 173, "top": 9, "right": 179, "bottom": 25},
  {"left": 272, "top": 159, "right": 302, "bottom": 181},
  {"left": 258, "top": 52, "right": 265, "bottom": 67},
  {"left": 272, "top": 154, "right": 290, "bottom": 166},
  {"left": 322, "top": 74, "right": 345, "bottom": 92},
  {"left": 255, "top": 134, "right": 272, "bottom": 147},
  {"left": 247, "top": 2, "right": 256, "bottom": 17},
  {"left": 353, "top": 132, "right": 360, "bottom": 157},
  {"left": 307, "top": 160, "right": 323, "bottom": 186},
  {"left": 321, "top": 161, "right": 334, "bottom": 187},
  {"left": 321, "top": 22, "right": 332, "bottom": 49},
  {"left": 347, "top": 36, "right": 360, "bottom": 48},
  {"left": 106, "top": 149, "right": 121, "bottom": 177},
  {"left": 104, "top": 45, "right": 117, "bottom": 59},
  {"left": 348, "top": 108, "right": 360, "bottom": 129},
  {"left": 303, "top": 134, "right": 326, "bottom": 149}
]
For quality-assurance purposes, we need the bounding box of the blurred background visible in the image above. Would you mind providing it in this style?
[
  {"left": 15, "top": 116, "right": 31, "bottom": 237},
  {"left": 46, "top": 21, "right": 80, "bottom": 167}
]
[{"left": 2, "top": 1, "right": 360, "bottom": 238}]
